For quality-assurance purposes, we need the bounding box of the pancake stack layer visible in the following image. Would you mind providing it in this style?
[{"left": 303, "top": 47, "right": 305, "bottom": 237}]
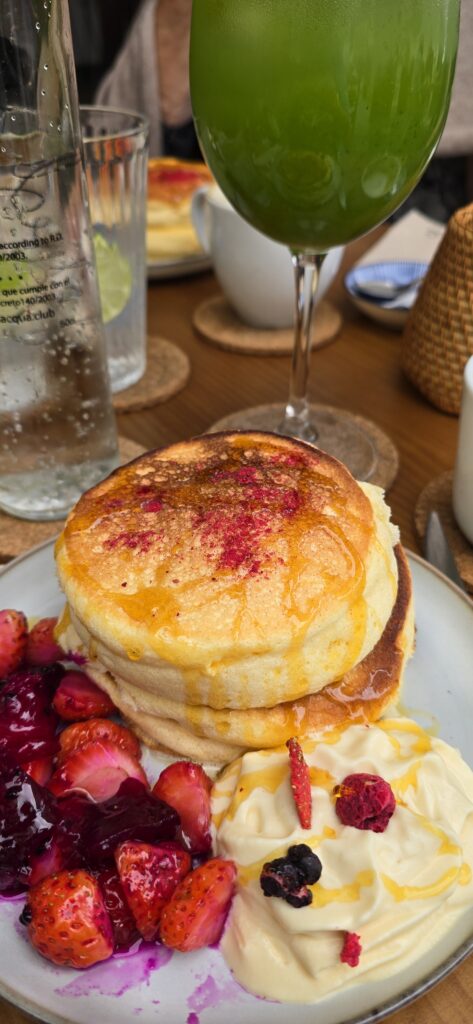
[{"left": 56, "top": 432, "right": 414, "bottom": 764}]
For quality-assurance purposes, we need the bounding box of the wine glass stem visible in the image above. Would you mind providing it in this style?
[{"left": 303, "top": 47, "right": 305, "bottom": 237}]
[{"left": 280, "top": 251, "right": 327, "bottom": 442}]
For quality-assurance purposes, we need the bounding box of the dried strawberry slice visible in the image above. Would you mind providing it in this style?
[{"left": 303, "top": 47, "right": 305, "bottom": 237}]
[
  {"left": 334, "top": 773, "right": 396, "bottom": 833},
  {"left": 286, "top": 738, "right": 312, "bottom": 829}
]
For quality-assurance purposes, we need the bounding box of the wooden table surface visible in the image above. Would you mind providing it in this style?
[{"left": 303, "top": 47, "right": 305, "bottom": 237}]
[{"left": 2, "top": 233, "right": 472, "bottom": 1024}]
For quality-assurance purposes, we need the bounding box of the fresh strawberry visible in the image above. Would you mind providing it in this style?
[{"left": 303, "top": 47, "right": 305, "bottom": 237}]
[
  {"left": 0, "top": 610, "right": 28, "bottom": 677},
  {"left": 152, "top": 761, "right": 212, "bottom": 854},
  {"left": 48, "top": 740, "right": 147, "bottom": 802},
  {"left": 20, "top": 756, "right": 54, "bottom": 787},
  {"left": 159, "top": 857, "right": 236, "bottom": 953},
  {"left": 115, "top": 840, "right": 191, "bottom": 941},
  {"left": 97, "top": 868, "right": 141, "bottom": 952},
  {"left": 52, "top": 671, "right": 115, "bottom": 721},
  {"left": 22, "top": 869, "right": 114, "bottom": 968},
  {"left": 26, "top": 618, "right": 63, "bottom": 667},
  {"left": 58, "top": 719, "right": 141, "bottom": 765},
  {"left": 286, "top": 737, "right": 312, "bottom": 830}
]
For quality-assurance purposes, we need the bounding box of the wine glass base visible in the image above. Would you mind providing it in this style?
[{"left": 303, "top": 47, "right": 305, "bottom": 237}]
[{"left": 207, "top": 402, "right": 399, "bottom": 487}]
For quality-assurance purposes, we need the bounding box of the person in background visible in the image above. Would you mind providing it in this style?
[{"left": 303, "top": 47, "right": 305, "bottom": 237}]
[
  {"left": 69, "top": 0, "right": 137, "bottom": 104},
  {"left": 395, "top": 0, "right": 473, "bottom": 221},
  {"left": 95, "top": 0, "right": 473, "bottom": 219},
  {"left": 96, "top": 0, "right": 199, "bottom": 160}
]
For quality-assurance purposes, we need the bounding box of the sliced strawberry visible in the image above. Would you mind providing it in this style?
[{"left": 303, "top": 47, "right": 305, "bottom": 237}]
[
  {"left": 52, "top": 671, "right": 115, "bottom": 721},
  {"left": 115, "top": 840, "right": 191, "bottom": 941},
  {"left": 152, "top": 761, "right": 212, "bottom": 854},
  {"left": 0, "top": 610, "right": 28, "bottom": 677},
  {"left": 97, "top": 868, "right": 141, "bottom": 952},
  {"left": 22, "top": 869, "right": 114, "bottom": 968},
  {"left": 48, "top": 740, "right": 147, "bottom": 802},
  {"left": 58, "top": 719, "right": 141, "bottom": 765},
  {"left": 286, "top": 737, "right": 312, "bottom": 830},
  {"left": 20, "top": 756, "right": 54, "bottom": 787},
  {"left": 27, "top": 827, "right": 84, "bottom": 887},
  {"left": 159, "top": 857, "right": 236, "bottom": 953},
  {"left": 26, "top": 618, "right": 63, "bottom": 667}
]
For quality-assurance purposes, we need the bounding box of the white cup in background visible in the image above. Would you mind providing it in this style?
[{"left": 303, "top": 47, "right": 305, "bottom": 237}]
[
  {"left": 191, "top": 185, "right": 344, "bottom": 329},
  {"left": 453, "top": 355, "right": 473, "bottom": 544}
]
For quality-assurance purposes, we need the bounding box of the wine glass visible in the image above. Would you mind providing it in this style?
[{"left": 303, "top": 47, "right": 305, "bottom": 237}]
[{"left": 190, "top": 0, "right": 459, "bottom": 479}]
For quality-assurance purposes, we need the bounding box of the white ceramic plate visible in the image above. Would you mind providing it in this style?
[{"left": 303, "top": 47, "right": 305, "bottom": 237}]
[
  {"left": 147, "top": 253, "right": 212, "bottom": 281},
  {"left": 0, "top": 543, "right": 472, "bottom": 1024}
]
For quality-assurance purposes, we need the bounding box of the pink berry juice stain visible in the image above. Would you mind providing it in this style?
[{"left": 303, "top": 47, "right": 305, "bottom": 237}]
[
  {"left": 187, "top": 972, "right": 244, "bottom": 1015},
  {"left": 55, "top": 944, "right": 173, "bottom": 998}
]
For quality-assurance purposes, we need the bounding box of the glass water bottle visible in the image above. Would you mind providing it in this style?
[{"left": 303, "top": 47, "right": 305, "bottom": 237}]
[{"left": 0, "top": 0, "right": 119, "bottom": 520}]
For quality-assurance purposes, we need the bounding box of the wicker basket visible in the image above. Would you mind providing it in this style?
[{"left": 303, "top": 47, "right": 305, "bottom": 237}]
[{"left": 402, "top": 203, "right": 473, "bottom": 414}]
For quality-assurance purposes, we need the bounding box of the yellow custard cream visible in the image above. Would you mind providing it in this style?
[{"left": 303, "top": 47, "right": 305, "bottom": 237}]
[{"left": 213, "top": 718, "right": 473, "bottom": 1003}]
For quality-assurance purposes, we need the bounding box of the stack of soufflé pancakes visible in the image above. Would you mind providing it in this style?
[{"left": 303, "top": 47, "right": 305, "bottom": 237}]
[{"left": 55, "top": 432, "right": 414, "bottom": 766}]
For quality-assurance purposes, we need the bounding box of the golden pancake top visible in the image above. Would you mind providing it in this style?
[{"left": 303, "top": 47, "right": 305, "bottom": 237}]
[{"left": 56, "top": 433, "right": 376, "bottom": 669}]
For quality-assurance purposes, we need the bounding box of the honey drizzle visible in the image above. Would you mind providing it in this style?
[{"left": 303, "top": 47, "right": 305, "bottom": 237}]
[
  {"left": 381, "top": 867, "right": 460, "bottom": 902},
  {"left": 310, "top": 869, "right": 375, "bottom": 909},
  {"left": 224, "top": 763, "right": 289, "bottom": 822}
]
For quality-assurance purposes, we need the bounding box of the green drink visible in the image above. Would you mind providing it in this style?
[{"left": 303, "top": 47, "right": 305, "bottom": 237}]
[{"left": 191, "top": 0, "right": 459, "bottom": 252}]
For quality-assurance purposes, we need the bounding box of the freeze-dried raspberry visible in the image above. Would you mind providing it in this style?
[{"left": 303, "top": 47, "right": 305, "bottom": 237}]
[
  {"left": 334, "top": 773, "right": 395, "bottom": 833},
  {"left": 340, "top": 931, "right": 362, "bottom": 967}
]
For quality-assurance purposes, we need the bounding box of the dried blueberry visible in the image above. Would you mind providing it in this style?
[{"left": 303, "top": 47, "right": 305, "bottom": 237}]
[
  {"left": 260, "top": 846, "right": 322, "bottom": 909},
  {"left": 287, "top": 844, "right": 322, "bottom": 885}
]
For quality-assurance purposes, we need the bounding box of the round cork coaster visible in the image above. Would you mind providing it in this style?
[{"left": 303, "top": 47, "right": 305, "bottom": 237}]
[
  {"left": 0, "top": 437, "right": 145, "bottom": 565},
  {"left": 208, "top": 403, "right": 399, "bottom": 490},
  {"left": 113, "top": 336, "right": 190, "bottom": 413},
  {"left": 193, "top": 295, "right": 342, "bottom": 355},
  {"left": 415, "top": 471, "right": 473, "bottom": 594}
]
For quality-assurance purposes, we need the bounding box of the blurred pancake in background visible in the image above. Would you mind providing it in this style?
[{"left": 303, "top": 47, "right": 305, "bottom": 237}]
[{"left": 147, "top": 157, "right": 213, "bottom": 261}]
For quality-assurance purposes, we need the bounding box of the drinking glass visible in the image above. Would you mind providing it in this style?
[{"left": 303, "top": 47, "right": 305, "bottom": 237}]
[
  {"left": 190, "top": 0, "right": 460, "bottom": 479},
  {"left": 80, "top": 107, "right": 149, "bottom": 393}
]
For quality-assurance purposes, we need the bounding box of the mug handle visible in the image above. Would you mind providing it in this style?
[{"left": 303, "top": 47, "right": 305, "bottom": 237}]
[{"left": 191, "top": 187, "right": 211, "bottom": 253}]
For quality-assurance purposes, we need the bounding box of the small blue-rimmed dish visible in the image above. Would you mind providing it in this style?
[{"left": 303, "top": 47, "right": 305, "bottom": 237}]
[{"left": 345, "top": 260, "right": 429, "bottom": 331}]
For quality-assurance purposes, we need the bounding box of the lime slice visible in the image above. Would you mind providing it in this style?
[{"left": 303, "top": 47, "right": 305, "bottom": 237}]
[
  {"left": 93, "top": 233, "right": 132, "bottom": 324},
  {"left": 0, "top": 264, "right": 36, "bottom": 319}
]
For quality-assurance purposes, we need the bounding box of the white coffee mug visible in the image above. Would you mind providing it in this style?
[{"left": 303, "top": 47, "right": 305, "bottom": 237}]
[
  {"left": 453, "top": 355, "right": 473, "bottom": 544},
  {"left": 191, "top": 185, "right": 343, "bottom": 329}
]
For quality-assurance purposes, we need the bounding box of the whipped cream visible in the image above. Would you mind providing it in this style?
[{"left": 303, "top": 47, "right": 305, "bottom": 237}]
[{"left": 213, "top": 719, "right": 473, "bottom": 1003}]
